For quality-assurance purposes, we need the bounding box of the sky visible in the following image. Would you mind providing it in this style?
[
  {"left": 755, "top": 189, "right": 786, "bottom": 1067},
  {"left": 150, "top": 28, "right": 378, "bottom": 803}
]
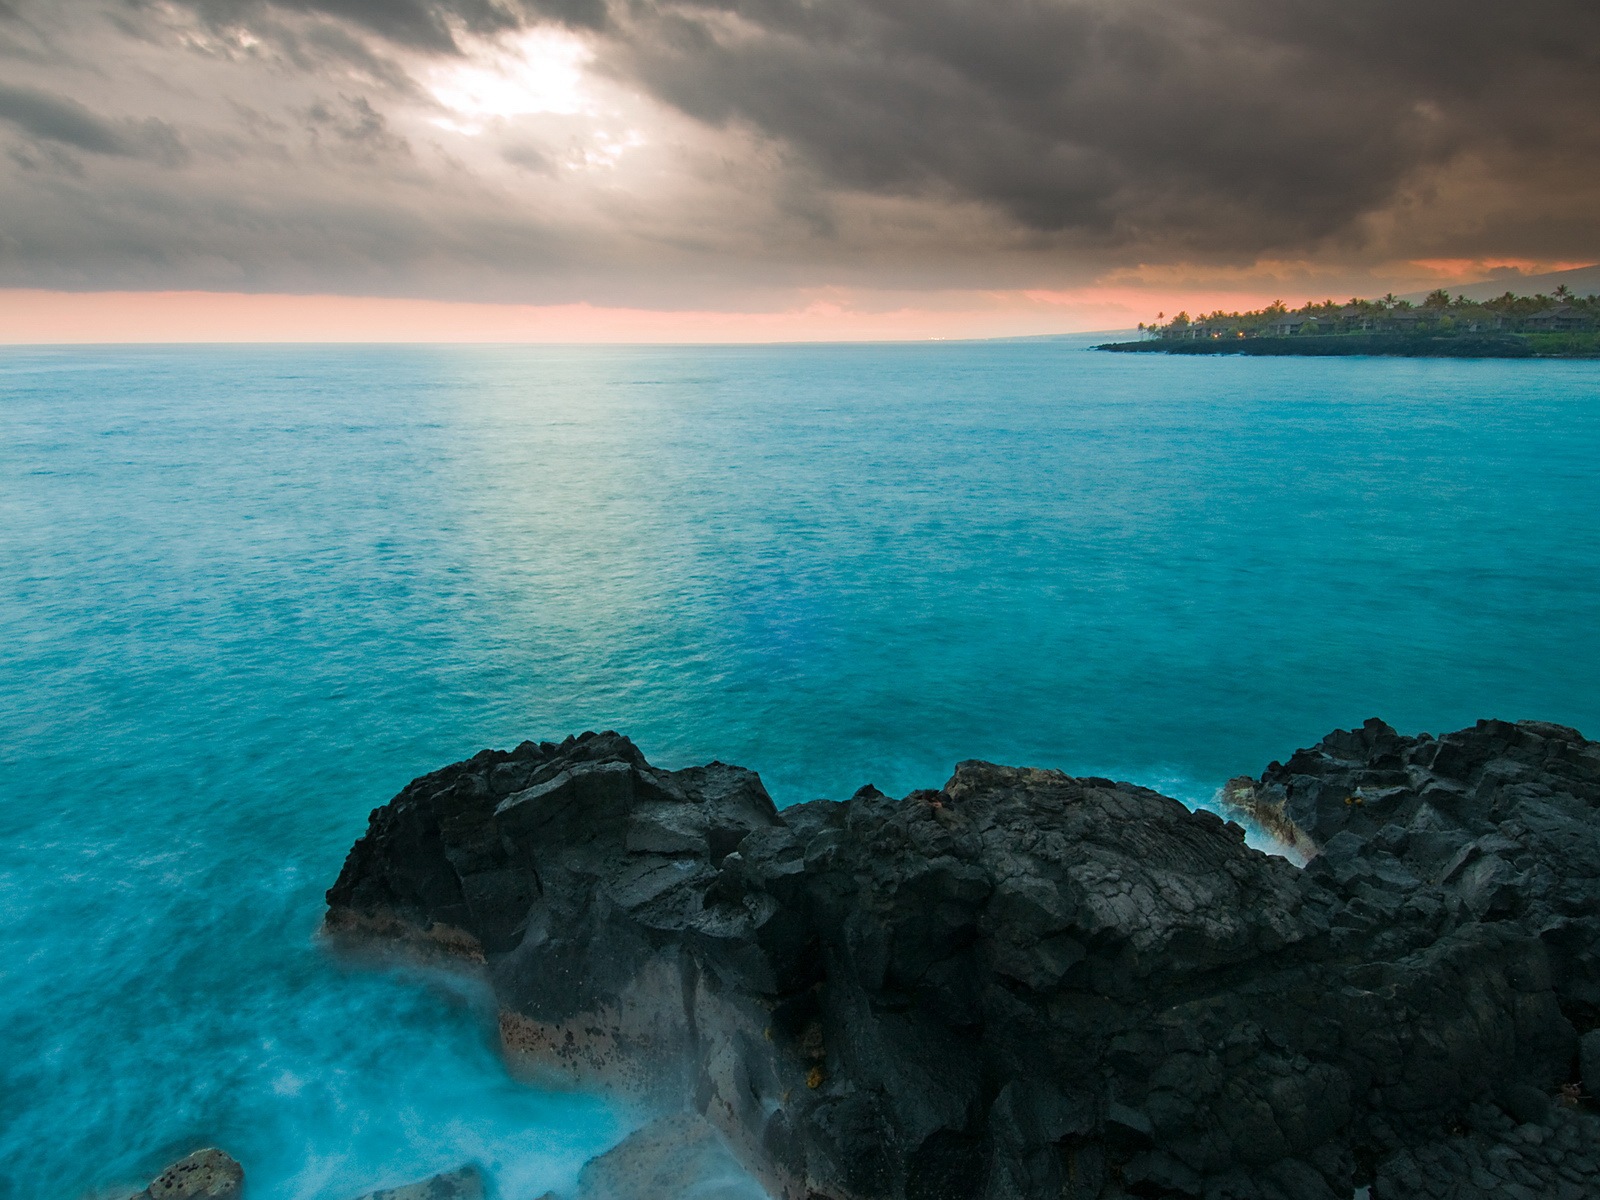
[{"left": 1, "top": 0, "right": 1597, "bottom": 340}]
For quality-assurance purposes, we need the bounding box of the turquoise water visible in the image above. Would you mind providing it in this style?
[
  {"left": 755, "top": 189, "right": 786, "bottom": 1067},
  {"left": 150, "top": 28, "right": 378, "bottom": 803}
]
[{"left": 2, "top": 341, "right": 1598, "bottom": 1198}]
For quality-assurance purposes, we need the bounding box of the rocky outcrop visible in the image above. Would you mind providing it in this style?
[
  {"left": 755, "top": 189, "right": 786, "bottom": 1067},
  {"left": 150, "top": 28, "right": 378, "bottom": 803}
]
[
  {"left": 104, "top": 1154, "right": 482, "bottom": 1200},
  {"left": 325, "top": 721, "right": 1600, "bottom": 1200},
  {"left": 133, "top": 1150, "right": 243, "bottom": 1200}
]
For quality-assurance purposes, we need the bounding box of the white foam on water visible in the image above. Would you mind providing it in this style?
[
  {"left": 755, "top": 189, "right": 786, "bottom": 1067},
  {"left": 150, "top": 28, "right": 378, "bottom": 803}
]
[
  {"left": 1135, "top": 769, "right": 1307, "bottom": 865},
  {"left": 0, "top": 814, "right": 630, "bottom": 1200}
]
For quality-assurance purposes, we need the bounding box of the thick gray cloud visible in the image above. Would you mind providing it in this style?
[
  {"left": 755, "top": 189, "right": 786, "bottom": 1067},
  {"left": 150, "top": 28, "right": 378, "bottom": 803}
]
[
  {"left": 600, "top": 0, "right": 1600, "bottom": 257},
  {"left": 0, "top": 82, "right": 129, "bottom": 153},
  {"left": 0, "top": 82, "right": 187, "bottom": 163},
  {"left": 173, "top": 0, "right": 605, "bottom": 49},
  {"left": 0, "top": 0, "right": 1595, "bottom": 300}
]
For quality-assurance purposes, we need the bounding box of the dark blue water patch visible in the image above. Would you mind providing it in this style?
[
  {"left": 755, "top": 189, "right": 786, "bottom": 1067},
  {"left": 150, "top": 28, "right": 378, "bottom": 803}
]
[{"left": 2, "top": 341, "right": 1597, "bottom": 1197}]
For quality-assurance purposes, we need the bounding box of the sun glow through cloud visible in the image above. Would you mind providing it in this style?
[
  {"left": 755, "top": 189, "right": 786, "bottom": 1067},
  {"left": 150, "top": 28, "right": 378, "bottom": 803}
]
[{"left": 427, "top": 28, "right": 595, "bottom": 125}]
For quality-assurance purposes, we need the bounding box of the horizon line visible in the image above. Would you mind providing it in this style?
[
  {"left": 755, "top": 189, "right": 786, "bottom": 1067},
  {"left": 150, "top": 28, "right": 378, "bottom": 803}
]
[{"left": 0, "top": 287, "right": 1316, "bottom": 346}]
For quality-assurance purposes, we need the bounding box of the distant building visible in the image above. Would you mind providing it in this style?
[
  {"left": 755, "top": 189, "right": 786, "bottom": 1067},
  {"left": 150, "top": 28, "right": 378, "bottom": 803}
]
[
  {"left": 1525, "top": 305, "right": 1592, "bottom": 332},
  {"left": 1148, "top": 291, "right": 1594, "bottom": 344}
]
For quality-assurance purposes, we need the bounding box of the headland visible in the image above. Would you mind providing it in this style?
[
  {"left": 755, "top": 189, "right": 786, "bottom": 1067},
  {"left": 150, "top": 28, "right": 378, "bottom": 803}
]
[
  {"left": 324, "top": 720, "right": 1600, "bottom": 1200},
  {"left": 1098, "top": 291, "right": 1600, "bottom": 357}
]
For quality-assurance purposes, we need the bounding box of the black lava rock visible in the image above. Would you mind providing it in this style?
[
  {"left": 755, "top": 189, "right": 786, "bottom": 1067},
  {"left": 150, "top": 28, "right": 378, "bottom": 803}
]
[{"left": 325, "top": 722, "right": 1600, "bottom": 1200}]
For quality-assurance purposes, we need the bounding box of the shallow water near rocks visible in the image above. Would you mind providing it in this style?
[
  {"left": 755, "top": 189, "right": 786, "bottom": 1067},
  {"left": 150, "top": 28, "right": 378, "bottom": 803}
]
[{"left": 2, "top": 340, "right": 1598, "bottom": 1198}]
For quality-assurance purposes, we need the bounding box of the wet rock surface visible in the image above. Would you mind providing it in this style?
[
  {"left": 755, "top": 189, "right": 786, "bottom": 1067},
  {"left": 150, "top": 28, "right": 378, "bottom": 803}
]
[
  {"left": 105, "top": 1154, "right": 484, "bottom": 1200},
  {"left": 348, "top": 1166, "right": 485, "bottom": 1200},
  {"left": 574, "top": 1113, "right": 768, "bottom": 1200},
  {"left": 326, "top": 721, "right": 1600, "bottom": 1200},
  {"left": 134, "top": 1150, "right": 244, "bottom": 1200},
  {"left": 1369, "top": 1098, "right": 1600, "bottom": 1200}
]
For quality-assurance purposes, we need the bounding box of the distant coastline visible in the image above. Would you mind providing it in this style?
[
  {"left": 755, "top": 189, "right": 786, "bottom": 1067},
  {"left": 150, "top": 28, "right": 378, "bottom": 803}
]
[{"left": 1098, "top": 289, "right": 1600, "bottom": 357}]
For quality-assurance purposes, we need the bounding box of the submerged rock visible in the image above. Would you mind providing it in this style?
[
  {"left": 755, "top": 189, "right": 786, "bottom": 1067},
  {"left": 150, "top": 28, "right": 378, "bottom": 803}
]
[
  {"left": 137, "top": 1150, "right": 243, "bottom": 1200},
  {"left": 325, "top": 722, "right": 1600, "bottom": 1200},
  {"left": 348, "top": 1166, "right": 484, "bottom": 1200}
]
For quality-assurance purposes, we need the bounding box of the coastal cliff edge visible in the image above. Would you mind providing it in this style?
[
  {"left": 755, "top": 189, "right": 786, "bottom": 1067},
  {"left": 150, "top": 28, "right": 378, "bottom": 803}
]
[{"left": 325, "top": 720, "right": 1600, "bottom": 1200}]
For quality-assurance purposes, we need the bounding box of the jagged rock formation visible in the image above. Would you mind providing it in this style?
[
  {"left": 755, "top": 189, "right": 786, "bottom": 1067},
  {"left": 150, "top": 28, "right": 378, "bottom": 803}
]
[{"left": 325, "top": 721, "right": 1600, "bottom": 1200}]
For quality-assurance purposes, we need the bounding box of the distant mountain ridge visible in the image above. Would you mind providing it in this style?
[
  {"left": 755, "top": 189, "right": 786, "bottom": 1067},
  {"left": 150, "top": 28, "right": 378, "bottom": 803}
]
[{"left": 1403, "top": 263, "right": 1600, "bottom": 303}]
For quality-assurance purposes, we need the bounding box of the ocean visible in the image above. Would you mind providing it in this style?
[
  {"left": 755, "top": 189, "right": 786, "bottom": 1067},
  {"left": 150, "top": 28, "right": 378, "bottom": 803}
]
[{"left": 2, "top": 340, "right": 1597, "bottom": 1198}]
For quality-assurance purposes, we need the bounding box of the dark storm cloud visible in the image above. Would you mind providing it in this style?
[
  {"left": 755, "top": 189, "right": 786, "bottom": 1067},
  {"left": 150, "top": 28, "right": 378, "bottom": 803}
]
[
  {"left": 0, "top": 82, "right": 127, "bottom": 152},
  {"left": 172, "top": 0, "right": 605, "bottom": 51},
  {"left": 593, "top": 0, "right": 1600, "bottom": 256},
  {"left": 178, "top": 0, "right": 509, "bottom": 51},
  {"left": 0, "top": 0, "right": 1596, "bottom": 299},
  {"left": 84, "top": 0, "right": 1600, "bottom": 261},
  {"left": 0, "top": 82, "right": 187, "bottom": 164}
]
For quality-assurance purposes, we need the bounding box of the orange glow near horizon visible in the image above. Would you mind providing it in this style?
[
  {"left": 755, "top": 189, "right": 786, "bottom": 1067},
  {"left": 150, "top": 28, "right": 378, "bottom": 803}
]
[
  {"left": 0, "top": 287, "right": 1306, "bottom": 345},
  {"left": 1407, "top": 258, "right": 1596, "bottom": 282}
]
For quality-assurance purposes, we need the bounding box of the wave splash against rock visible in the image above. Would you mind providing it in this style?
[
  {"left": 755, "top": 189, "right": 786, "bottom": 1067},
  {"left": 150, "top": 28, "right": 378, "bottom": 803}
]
[{"left": 325, "top": 720, "right": 1600, "bottom": 1200}]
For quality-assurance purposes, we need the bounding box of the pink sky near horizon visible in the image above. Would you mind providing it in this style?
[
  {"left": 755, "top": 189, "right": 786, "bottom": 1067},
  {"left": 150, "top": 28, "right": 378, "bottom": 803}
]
[{"left": 0, "top": 286, "right": 1299, "bottom": 344}]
